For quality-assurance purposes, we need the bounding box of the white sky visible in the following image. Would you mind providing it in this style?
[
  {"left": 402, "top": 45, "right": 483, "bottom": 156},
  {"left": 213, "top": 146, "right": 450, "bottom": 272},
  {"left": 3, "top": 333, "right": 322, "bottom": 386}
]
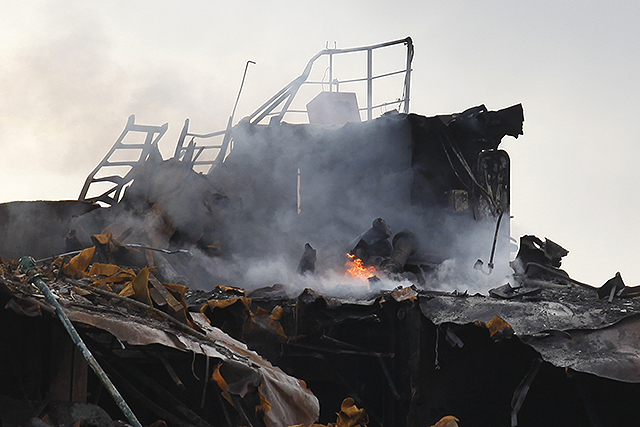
[{"left": 1, "top": 0, "right": 639, "bottom": 286}]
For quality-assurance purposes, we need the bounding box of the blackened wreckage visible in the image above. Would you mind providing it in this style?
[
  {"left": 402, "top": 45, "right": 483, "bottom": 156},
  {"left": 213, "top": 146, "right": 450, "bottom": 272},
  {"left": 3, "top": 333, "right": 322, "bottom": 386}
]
[{"left": 1, "top": 37, "right": 639, "bottom": 427}]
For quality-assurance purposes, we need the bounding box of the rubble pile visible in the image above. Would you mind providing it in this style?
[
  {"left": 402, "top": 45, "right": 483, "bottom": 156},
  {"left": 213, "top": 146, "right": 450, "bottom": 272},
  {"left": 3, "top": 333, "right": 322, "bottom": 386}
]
[
  {"left": 0, "top": 248, "right": 319, "bottom": 427},
  {"left": 190, "top": 264, "right": 640, "bottom": 426},
  {"left": 69, "top": 158, "right": 236, "bottom": 287},
  {"left": 2, "top": 100, "right": 640, "bottom": 427}
]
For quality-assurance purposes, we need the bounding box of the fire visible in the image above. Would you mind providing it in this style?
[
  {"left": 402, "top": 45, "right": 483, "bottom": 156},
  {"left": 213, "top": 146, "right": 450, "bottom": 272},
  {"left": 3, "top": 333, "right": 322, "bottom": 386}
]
[{"left": 345, "top": 253, "right": 376, "bottom": 279}]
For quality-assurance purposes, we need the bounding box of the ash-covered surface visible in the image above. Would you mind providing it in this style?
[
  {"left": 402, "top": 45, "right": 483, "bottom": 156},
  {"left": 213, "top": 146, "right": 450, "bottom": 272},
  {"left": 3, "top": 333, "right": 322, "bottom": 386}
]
[
  {"left": 195, "top": 279, "right": 640, "bottom": 427},
  {"left": 421, "top": 284, "right": 640, "bottom": 336}
]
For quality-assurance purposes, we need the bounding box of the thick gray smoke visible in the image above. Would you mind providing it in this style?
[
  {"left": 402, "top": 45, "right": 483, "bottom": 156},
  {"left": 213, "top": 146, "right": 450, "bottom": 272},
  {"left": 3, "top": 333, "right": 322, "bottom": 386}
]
[
  {"left": 190, "top": 115, "right": 515, "bottom": 296},
  {"left": 58, "top": 103, "right": 515, "bottom": 297}
]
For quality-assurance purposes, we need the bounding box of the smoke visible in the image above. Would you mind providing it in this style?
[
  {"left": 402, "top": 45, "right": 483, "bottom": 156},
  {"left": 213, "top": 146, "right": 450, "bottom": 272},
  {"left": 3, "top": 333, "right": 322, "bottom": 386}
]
[
  {"left": 193, "top": 247, "right": 414, "bottom": 298},
  {"left": 0, "top": 13, "right": 127, "bottom": 171},
  {"left": 0, "top": 5, "right": 233, "bottom": 202},
  {"left": 0, "top": 7, "right": 514, "bottom": 295},
  {"left": 192, "top": 115, "right": 515, "bottom": 296},
  {"left": 1, "top": 106, "right": 515, "bottom": 297},
  {"left": 0, "top": 6, "right": 521, "bottom": 295},
  {"left": 43, "top": 101, "right": 515, "bottom": 297}
]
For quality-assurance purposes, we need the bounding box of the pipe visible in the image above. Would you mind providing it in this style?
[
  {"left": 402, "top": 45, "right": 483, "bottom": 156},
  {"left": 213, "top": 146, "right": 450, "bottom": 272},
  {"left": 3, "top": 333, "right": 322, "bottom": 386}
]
[
  {"left": 18, "top": 256, "right": 143, "bottom": 427},
  {"left": 488, "top": 210, "right": 505, "bottom": 270},
  {"left": 474, "top": 210, "right": 505, "bottom": 275},
  {"left": 35, "top": 243, "right": 191, "bottom": 264}
]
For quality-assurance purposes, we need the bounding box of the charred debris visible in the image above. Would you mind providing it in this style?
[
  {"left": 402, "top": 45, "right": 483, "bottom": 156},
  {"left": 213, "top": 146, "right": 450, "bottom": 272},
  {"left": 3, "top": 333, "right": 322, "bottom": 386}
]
[{"left": 1, "top": 37, "right": 640, "bottom": 427}]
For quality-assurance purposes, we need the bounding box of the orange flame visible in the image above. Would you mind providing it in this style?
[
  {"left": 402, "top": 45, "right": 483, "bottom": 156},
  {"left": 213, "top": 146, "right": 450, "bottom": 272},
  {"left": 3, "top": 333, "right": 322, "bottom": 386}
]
[{"left": 345, "top": 253, "right": 376, "bottom": 279}]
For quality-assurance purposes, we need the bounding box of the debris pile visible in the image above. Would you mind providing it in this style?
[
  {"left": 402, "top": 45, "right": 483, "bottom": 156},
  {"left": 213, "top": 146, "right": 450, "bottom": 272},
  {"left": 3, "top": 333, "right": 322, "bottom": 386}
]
[
  {"left": 189, "top": 266, "right": 640, "bottom": 427},
  {"left": 3, "top": 92, "right": 640, "bottom": 427},
  {"left": 0, "top": 247, "right": 319, "bottom": 427}
]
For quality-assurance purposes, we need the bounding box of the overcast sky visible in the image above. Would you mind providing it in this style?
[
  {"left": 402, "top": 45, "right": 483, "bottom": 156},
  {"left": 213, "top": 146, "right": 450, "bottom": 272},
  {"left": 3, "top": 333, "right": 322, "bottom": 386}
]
[{"left": 1, "top": 0, "right": 639, "bottom": 286}]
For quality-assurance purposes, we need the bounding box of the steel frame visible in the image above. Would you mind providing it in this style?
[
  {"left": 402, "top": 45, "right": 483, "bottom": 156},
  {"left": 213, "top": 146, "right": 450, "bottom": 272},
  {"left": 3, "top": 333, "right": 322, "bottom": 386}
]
[{"left": 174, "top": 37, "right": 414, "bottom": 174}]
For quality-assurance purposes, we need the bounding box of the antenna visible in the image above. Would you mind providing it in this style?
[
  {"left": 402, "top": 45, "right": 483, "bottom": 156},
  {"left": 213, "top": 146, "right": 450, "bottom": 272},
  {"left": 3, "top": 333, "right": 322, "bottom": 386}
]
[{"left": 230, "top": 60, "right": 256, "bottom": 122}]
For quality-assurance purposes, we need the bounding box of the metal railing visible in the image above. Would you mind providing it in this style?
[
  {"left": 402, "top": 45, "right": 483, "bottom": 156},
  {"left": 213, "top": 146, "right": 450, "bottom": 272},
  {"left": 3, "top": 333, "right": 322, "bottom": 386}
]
[{"left": 174, "top": 37, "right": 414, "bottom": 174}]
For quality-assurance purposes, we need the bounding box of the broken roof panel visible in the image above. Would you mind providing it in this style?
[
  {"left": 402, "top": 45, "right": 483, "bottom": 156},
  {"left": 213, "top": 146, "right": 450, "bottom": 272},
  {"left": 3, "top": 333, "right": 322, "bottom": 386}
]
[
  {"left": 0, "top": 257, "right": 320, "bottom": 427},
  {"left": 420, "top": 286, "right": 640, "bottom": 383}
]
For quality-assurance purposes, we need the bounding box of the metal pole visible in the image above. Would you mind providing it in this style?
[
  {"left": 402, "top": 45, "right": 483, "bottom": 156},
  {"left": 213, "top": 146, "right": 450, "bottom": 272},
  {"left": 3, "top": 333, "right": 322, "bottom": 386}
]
[
  {"left": 211, "top": 60, "right": 256, "bottom": 172},
  {"left": 230, "top": 60, "right": 256, "bottom": 123},
  {"left": 367, "top": 48, "right": 373, "bottom": 121},
  {"left": 403, "top": 38, "right": 414, "bottom": 114},
  {"left": 297, "top": 168, "right": 301, "bottom": 214},
  {"left": 329, "top": 53, "right": 333, "bottom": 92},
  {"left": 19, "top": 256, "right": 143, "bottom": 427}
]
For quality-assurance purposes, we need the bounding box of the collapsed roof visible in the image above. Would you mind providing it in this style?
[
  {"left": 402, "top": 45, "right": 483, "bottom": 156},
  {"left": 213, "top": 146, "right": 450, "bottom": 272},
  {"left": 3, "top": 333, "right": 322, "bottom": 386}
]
[
  {"left": 3, "top": 103, "right": 640, "bottom": 427},
  {"left": 1, "top": 37, "right": 638, "bottom": 427},
  {"left": 0, "top": 247, "right": 319, "bottom": 427}
]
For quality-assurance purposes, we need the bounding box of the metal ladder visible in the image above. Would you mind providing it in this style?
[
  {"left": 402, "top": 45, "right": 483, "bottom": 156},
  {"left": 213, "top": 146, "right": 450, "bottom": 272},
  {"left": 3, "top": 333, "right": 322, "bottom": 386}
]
[{"left": 78, "top": 115, "right": 168, "bottom": 206}]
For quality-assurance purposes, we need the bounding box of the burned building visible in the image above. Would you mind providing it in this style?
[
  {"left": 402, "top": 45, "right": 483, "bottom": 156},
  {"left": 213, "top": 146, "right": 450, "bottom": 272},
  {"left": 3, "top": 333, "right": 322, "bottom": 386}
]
[{"left": 1, "top": 37, "right": 639, "bottom": 427}]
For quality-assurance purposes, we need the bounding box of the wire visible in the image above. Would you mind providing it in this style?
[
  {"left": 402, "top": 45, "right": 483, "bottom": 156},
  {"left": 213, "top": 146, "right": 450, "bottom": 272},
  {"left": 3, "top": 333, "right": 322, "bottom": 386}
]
[{"left": 320, "top": 67, "right": 330, "bottom": 91}]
